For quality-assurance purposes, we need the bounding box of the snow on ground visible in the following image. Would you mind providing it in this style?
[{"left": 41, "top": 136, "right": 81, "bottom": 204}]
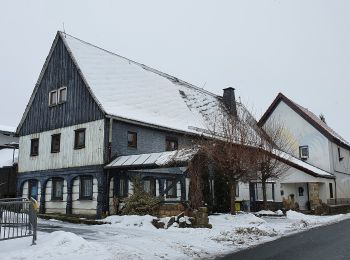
[{"left": 1, "top": 211, "right": 350, "bottom": 260}]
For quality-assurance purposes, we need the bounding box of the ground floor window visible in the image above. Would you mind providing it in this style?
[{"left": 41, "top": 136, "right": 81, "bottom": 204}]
[
  {"left": 329, "top": 183, "right": 334, "bottom": 199},
  {"left": 166, "top": 180, "right": 177, "bottom": 198},
  {"left": 51, "top": 178, "right": 64, "bottom": 200},
  {"left": 80, "top": 176, "right": 93, "bottom": 200},
  {"left": 143, "top": 178, "right": 156, "bottom": 196},
  {"left": 28, "top": 180, "right": 38, "bottom": 200},
  {"left": 117, "top": 178, "right": 128, "bottom": 198},
  {"left": 253, "top": 182, "right": 275, "bottom": 201}
]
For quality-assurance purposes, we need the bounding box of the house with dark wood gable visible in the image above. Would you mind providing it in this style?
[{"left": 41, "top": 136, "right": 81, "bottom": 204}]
[
  {"left": 257, "top": 93, "right": 350, "bottom": 209},
  {"left": 16, "top": 31, "right": 236, "bottom": 217}
]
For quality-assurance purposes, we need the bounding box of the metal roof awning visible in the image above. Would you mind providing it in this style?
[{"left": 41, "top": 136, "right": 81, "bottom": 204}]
[
  {"left": 129, "top": 167, "right": 188, "bottom": 175},
  {"left": 105, "top": 148, "right": 197, "bottom": 169}
]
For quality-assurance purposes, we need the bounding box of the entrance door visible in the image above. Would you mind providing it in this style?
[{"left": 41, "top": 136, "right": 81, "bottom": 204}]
[{"left": 296, "top": 183, "right": 308, "bottom": 210}]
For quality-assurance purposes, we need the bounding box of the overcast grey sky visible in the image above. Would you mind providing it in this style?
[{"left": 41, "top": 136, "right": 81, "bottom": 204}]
[{"left": 0, "top": 0, "right": 349, "bottom": 140}]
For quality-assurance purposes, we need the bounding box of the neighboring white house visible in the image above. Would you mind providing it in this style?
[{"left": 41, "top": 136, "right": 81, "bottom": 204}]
[{"left": 256, "top": 92, "right": 350, "bottom": 209}]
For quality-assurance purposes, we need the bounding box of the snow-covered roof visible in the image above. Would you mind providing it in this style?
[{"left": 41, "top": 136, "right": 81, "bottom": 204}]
[
  {"left": 106, "top": 149, "right": 197, "bottom": 169},
  {"left": 276, "top": 150, "right": 334, "bottom": 179},
  {"left": 293, "top": 102, "right": 350, "bottom": 146},
  {"left": 0, "top": 148, "right": 18, "bottom": 168},
  {"left": 0, "top": 125, "right": 16, "bottom": 134},
  {"left": 60, "top": 32, "right": 224, "bottom": 134},
  {"left": 259, "top": 93, "right": 350, "bottom": 149}
]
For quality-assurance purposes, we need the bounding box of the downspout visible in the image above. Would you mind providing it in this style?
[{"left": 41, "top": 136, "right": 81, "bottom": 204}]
[
  {"left": 334, "top": 178, "right": 337, "bottom": 205},
  {"left": 108, "top": 117, "right": 113, "bottom": 161},
  {"left": 106, "top": 117, "right": 113, "bottom": 215}
]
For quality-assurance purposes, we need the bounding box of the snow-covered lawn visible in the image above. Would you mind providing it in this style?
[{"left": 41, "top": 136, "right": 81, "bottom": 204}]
[{"left": 1, "top": 211, "right": 349, "bottom": 260}]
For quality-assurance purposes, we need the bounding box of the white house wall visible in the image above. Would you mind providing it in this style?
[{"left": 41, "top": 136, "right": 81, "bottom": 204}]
[
  {"left": 18, "top": 119, "right": 105, "bottom": 172},
  {"left": 330, "top": 142, "right": 350, "bottom": 174},
  {"left": 264, "top": 101, "right": 331, "bottom": 172}
]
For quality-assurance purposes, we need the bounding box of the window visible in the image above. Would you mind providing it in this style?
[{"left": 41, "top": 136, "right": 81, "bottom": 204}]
[
  {"left": 298, "top": 186, "right": 304, "bottom": 196},
  {"left": 299, "top": 146, "right": 309, "bottom": 160},
  {"left": 166, "top": 180, "right": 177, "bottom": 198},
  {"left": 49, "top": 90, "right": 58, "bottom": 106},
  {"left": 74, "top": 129, "right": 86, "bottom": 149},
  {"left": 80, "top": 176, "right": 93, "bottom": 200},
  {"left": 338, "top": 147, "right": 344, "bottom": 161},
  {"left": 58, "top": 87, "right": 67, "bottom": 103},
  {"left": 28, "top": 180, "right": 38, "bottom": 200},
  {"left": 165, "top": 137, "right": 178, "bottom": 151},
  {"left": 51, "top": 178, "right": 64, "bottom": 200},
  {"left": 254, "top": 182, "right": 275, "bottom": 201},
  {"left": 143, "top": 178, "right": 156, "bottom": 196},
  {"left": 127, "top": 131, "right": 137, "bottom": 148},
  {"left": 30, "top": 138, "right": 39, "bottom": 156},
  {"left": 118, "top": 178, "right": 128, "bottom": 197},
  {"left": 235, "top": 183, "right": 239, "bottom": 197},
  {"left": 329, "top": 183, "right": 334, "bottom": 199},
  {"left": 51, "top": 134, "right": 61, "bottom": 153}
]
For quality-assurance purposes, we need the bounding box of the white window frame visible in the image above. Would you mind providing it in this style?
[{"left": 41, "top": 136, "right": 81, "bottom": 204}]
[
  {"left": 49, "top": 90, "right": 58, "bottom": 106},
  {"left": 58, "top": 87, "right": 67, "bottom": 104},
  {"left": 299, "top": 146, "right": 309, "bottom": 160}
]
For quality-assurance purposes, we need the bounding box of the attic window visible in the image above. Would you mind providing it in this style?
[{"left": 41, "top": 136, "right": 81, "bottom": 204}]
[
  {"left": 338, "top": 147, "right": 344, "bottom": 161},
  {"left": 58, "top": 87, "right": 67, "bottom": 103},
  {"left": 49, "top": 90, "right": 58, "bottom": 106},
  {"left": 299, "top": 146, "right": 309, "bottom": 160}
]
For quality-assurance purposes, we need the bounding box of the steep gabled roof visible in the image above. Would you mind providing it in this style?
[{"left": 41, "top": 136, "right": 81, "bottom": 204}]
[
  {"left": 18, "top": 31, "right": 227, "bottom": 135},
  {"left": 258, "top": 93, "right": 350, "bottom": 150}
]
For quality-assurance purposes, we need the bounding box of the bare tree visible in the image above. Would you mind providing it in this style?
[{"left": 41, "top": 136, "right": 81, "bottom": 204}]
[
  {"left": 194, "top": 104, "right": 260, "bottom": 215},
  {"left": 256, "top": 119, "right": 295, "bottom": 210}
]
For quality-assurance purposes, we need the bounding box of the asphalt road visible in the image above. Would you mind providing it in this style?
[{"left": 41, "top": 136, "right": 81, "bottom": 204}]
[{"left": 217, "top": 219, "right": 350, "bottom": 260}]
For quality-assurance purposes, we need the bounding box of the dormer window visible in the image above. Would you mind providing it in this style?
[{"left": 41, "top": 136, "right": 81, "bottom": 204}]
[
  {"left": 49, "top": 90, "right": 58, "bottom": 106},
  {"left": 299, "top": 146, "right": 309, "bottom": 160},
  {"left": 58, "top": 87, "right": 67, "bottom": 103}
]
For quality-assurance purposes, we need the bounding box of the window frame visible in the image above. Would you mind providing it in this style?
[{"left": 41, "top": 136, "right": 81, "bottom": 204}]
[
  {"left": 30, "top": 138, "right": 39, "bottom": 157},
  {"left": 58, "top": 87, "right": 67, "bottom": 104},
  {"left": 48, "top": 90, "right": 58, "bottom": 106},
  {"left": 74, "top": 128, "right": 86, "bottom": 149},
  {"left": 338, "top": 147, "right": 344, "bottom": 161},
  {"left": 165, "top": 136, "right": 178, "bottom": 151},
  {"left": 127, "top": 131, "right": 137, "bottom": 148},
  {"left": 28, "top": 180, "right": 38, "bottom": 200},
  {"left": 329, "top": 183, "right": 334, "bottom": 199},
  {"left": 79, "top": 176, "right": 93, "bottom": 200},
  {"left": 51, "top": 178, "right": 64, "bottom": 201},
  {"left": 299, "top": 145, "right": 309, "bottom": 160},
  {"left": 51, "top": 133, "right": 61, "bottom": 153},
  {"left": 143, "top": 178, "right": 156, "bottom": 196},
  {"left": 116, "top": 178, "right": 129, "bottom": 198},
  {"left": 253, "top": 182, "right": 275, "bottom": 201},
  {"left": 166, "top": 179, "right": 177, "bottom": 198}
]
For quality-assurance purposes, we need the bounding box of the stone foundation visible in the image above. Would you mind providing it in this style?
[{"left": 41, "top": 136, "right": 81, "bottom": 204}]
[
  {"left": 158, "top": 203, "right": 185, "bottom": 217},
  {"left": 308, "top": 183, "right": 321, "bottom": 210}
]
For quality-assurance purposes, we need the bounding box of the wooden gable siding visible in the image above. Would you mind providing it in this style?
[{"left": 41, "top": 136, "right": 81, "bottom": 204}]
[{"left": 19, "top": 37, "right": 104, "bottom": 136}]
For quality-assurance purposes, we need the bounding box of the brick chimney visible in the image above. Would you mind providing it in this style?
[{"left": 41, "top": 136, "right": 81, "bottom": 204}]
[{"left": 223, "top": 87, "right": 237, "bottom": 117}]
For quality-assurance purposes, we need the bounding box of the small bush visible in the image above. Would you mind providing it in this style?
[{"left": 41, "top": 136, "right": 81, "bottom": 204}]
[{"left": 122, "top": 177, "right": 162, "bottom": 216}]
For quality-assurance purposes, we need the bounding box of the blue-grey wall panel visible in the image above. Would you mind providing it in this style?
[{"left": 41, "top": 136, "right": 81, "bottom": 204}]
[{"left": 19, "top": 38, "right": 104, "bottom": 136}]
